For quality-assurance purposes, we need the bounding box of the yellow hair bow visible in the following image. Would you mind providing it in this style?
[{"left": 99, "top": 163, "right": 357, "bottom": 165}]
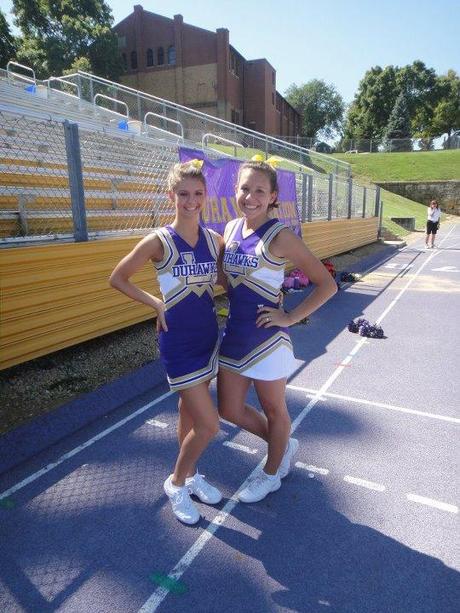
[
  {"left": 266, "top": 156, "right": 281, "bottom": 168},
  {"left": 189, "top": 159, "right": 204, "bottom": 169}
]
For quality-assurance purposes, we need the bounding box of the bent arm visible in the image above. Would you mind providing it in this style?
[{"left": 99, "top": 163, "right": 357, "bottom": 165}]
[
  {"left": 270, "top": 229, "right": 337, "bottom": 326},
  {"left": 109, "top": 233, "right": 168, "bottom": 331}
]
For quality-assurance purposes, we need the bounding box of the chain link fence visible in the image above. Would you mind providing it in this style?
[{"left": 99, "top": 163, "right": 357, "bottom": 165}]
[
  {"left": 0, "top": 111, "right": 73, "bottom": 240},
  {"left": 277, "top": 135, "right": 460, "bottom": 153},
  {"left": 0, "top": 108, "right": 379, "bottom": 243}
]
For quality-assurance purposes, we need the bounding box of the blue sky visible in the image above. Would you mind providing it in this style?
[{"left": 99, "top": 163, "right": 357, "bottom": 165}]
[{"left": 1, "top": 0, "right": 459, "bottom": 103}]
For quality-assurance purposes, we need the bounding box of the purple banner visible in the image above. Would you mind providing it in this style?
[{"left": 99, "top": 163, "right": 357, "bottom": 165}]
[{"left": 179, "top": 147, "right": 301, "bottom": 237}]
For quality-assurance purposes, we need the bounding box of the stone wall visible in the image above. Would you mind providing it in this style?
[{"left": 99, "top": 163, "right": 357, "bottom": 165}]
[{"left": 376, "top": 181, "right": 460, "bottom": 215}]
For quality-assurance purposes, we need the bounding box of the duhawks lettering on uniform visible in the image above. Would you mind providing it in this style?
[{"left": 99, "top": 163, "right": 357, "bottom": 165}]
[
  {"left": 172, "top": 261, "right": 217, "bottom": 278},
  {"left": 223, "top": 252, "right": 259, "bottom": 269}
]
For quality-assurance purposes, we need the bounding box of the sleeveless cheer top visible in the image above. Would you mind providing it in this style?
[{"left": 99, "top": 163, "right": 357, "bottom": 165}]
[
  {"left": 153, "top": 225, "right": 220, "bottom": 391},
  {"left": 219, "top": 217, "right": 296, "bottom": 380}
]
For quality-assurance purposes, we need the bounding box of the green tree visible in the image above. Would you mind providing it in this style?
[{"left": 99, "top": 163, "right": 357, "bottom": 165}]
[
  {"left": 397, "top": 60, "right": 438, "bottom": 134},
  {"left": 430, "top": 70, "right": 460, "bottom": 147},
  {"left": 344, "top": 61, "right": 440, "bottom": 141},
  {"left": 12, "top": 0, "right": 121, "bottom": 80},
  {"left": 382, "top": 90, "right": 413, "bottom": 151},
  {"left": 0, "top": 10, "right": 17, "bottom": 68},
  {"left": 285, "top": 79, "right": 345, "bottom": 139},
  {"left": 343, "top": 65, "right": 399, "bottom": 141}
]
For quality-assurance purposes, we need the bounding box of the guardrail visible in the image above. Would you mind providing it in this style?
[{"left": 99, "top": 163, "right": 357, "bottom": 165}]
[
  {"left": 47, "top": 77, "right": 81, "bottom": 100},
  {"left": 144, "top": 111, "right": 184, "bottom": 141},
  {"left": 93, "top": 94, "right": 129, "bottom": 122},
  {"left": 64, "top": 70, "right": 352, "bottom": 178},
  {"left": 202, "top": 133, "right": 244, "bottom": 157},
  {"left": 6, "top": 62, "right": 36, "bottom": 85}
]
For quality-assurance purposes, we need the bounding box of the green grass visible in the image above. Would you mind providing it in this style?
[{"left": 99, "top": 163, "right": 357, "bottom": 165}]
[
  {"left": 330, "top": 149, "right": 458, "bottom": 237},
  {"left": 379, "top": 189, "right": 434, "bottom": 236},
  {"left": 331, "top": 149, "right": 460, "bottom": 182},
  {"left": 205, "top": 142, "right": 456, "bottom": 239}
]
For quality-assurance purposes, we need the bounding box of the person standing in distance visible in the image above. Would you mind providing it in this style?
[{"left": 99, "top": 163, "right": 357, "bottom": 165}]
[
  {"left": 110, "top": 161, "right": 224, "bottom": 525},
  {"left": 218, "top": 161, "right": 337, "bottom": 503},
  {"left": 425, "top": 199, "right": 441, "bottom": 249}
]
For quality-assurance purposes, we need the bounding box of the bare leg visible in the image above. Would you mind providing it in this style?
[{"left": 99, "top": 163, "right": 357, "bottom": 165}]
[
  {"left": 177, "top": 381, "right": 212, "bottom": 477},
  {"left": 171, "top": 382, "right": 219, "bottom": 487},
  {"left": 217, "top": 367, "right": 269, "bottom": 441},
  {"left": 254, "top": 378, "right": 291, "bottom": 475}
]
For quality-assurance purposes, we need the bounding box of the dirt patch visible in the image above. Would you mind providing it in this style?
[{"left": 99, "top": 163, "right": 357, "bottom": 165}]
[{"left": 0, "top": 239, "right": 399, "bottom": 435}]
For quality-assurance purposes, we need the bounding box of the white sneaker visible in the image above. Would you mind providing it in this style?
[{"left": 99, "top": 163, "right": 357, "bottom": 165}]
[
  {"left": 238, "top": 471, "right": 281, "bottom": 503},
  {"left": 279, "top": 438, "right": 299, "bottom": 479},
  {"left": 164, "top": 475, "right": 200, "bottom": 525},
  {"left": 186, "top": 473, "right": 222, "bottom": 505}
]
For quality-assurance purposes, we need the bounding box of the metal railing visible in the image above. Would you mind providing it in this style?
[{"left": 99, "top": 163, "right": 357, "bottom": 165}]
[
  {"left": 144, "top": 111, "right": 184, "bottom": 141},
  {"left": 6, "top": 61, "right": 36, "bottom": 85},
  {"left": 60, "top": 70, "right": 352, "bottom": 178},
  {"left": 1, "top": 64, "right": 354, "bottom": 175},
  {"left": 93, "top": 94, "right": 129, "bottom": 122},
  {"left": 47, "top": 77, "right": 81, "bottom": 100},
  {"left": 202, "top": 133, "right": 244, "bottom": 157}
]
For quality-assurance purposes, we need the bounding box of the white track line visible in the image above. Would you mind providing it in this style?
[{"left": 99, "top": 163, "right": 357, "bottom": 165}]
[
  {"left": 295, "top": 462, "right": 330, "bottom": 475},
  {"left": 0, "top": 390, "right": 174, "bottom": 501},
  {"left": 374, "top": 225, "right": 456, "bottom": 326},
  {"left": 146, "top": 419, "right": 169, "bottom": 429},
  {"left": 406, "top": 494, "right": 458, "bottom": 514},
  {"left": 222, "top": 441, "right": 258, "bottom": 454},
  {"left": 138, "top": 225, "right": 459, "bottom": 612},
  {"left": 287, "top": 384, "right": 460, "bottom": 424},
  {"left": 344, "top": 475, "right": 386, "bottom": 492}
]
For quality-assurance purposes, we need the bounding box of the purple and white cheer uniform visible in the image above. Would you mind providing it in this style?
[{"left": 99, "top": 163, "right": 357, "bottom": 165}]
[
  {"left": 219, "top": 217, "right": 296, "bottom": 380},
  {"left": 154, "top": 225, "right": 219, "bottom": 391}
]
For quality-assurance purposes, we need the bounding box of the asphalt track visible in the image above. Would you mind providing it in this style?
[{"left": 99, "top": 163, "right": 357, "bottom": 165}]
[{"left": 1, "top": 224, "right": 459, "bottom": 612}]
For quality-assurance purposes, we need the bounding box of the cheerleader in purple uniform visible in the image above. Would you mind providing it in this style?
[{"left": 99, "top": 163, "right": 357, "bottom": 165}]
[
  {"left": 218, "top": 161, "right": 337, "bottom": 503},
  {"left": 110, "top": 161, "right": 224, "bottom": 525}
]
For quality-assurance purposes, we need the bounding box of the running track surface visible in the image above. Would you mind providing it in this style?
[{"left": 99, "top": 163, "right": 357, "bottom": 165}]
[{"left": 1, "top": 225, "right": 459, "bottom": 612}]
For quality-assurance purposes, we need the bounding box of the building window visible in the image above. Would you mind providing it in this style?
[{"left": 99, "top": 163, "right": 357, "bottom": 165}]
[
  {"left": 146, "top": 48, "right": 154, "bottom": 67},
  {"left": 272, "top": 92, "right": 275, "bottom": 105},
  {"left": 168, "top": 46, "right": 176, "bottom": 65},
  {"left": 121, "top": 53, "right": 127, "bottom": 71},
  {"left": 130, "top": 51, "right": 138, "bottom": 69},
  {"left": 157, "top": 47, "right": 164, "bottom": 65},
  {"left": 231, "top": 109, "right": 240, "bottom": 124},
  {"left": 229, "top": 53, "right": 240, "bottom": 77}
]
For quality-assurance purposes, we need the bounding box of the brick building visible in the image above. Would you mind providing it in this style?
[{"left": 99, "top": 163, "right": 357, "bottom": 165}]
[{"left": 114, "top": 5, "right": 301, "bottom": 138}]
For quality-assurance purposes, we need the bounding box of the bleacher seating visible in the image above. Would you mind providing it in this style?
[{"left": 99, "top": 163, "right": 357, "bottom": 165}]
[{"left": 0, "top": 70, "right": 185, "bottom": 240}]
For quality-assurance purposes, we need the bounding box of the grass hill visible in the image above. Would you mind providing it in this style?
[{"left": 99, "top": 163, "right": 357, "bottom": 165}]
[
  {"left": 332, "top": 149, "right": 460, "bottom": 182},
  {"left": 331, "top": 149, "right": 460, "bottom": 236}
]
